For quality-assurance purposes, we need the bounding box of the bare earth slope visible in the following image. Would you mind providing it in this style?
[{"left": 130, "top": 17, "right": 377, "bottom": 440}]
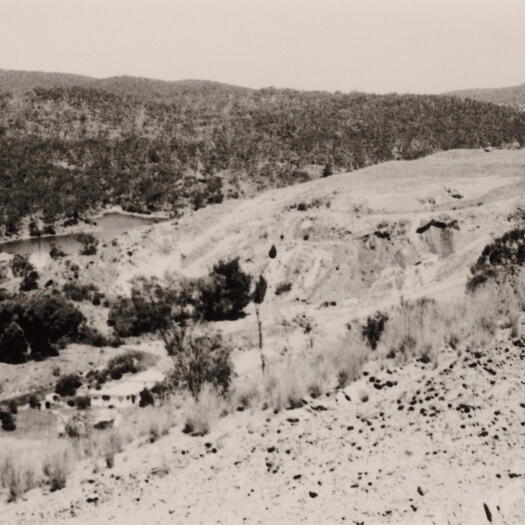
[
  {"left": 73, "top": 148, "right": 525, "bottom": 346},
  {"left": 4, "top": 334, "right": 524, "bottom": 524},
  {"left": 3, "top": 149, "right": 525, "bottom": 524}
]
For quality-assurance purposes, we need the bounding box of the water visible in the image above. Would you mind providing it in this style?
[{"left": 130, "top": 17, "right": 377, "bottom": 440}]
[{"left": 0, "top": 212, "right": 166, "bottom": 266}]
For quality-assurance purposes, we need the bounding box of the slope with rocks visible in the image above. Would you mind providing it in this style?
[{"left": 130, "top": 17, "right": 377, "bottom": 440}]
[{"left": 4, "top": 331, "right": 524, "bottom": 525}]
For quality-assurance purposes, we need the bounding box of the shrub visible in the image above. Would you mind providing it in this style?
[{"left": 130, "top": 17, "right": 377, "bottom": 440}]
[
  {"left": 75, "top": 395, "right": 91, "bottom": 410},
  {"left": 43, "top": 441, "right": 75, "bottom": 491},
  {"left": 62, "top": 282, "right": 98, "bottom": 302},
  {"left": 1, "top": 412, "right": 16, "bottom": 431},
  {"left": 379, "top": 297, "right": 446, "bottom": 364},
  {"left": 139, "top": 388, "right": 154, "bottom": 407},
  {"left": 49, "top": 244, "right": 65, "bottom": 260},
  {"left": 76, "top": 233, "right": 99, "bottom": 255},
  {"left": 78, "top": 324, "right": 109, "bottom": 347},
  {"left": 0, "top": 451, "right": 37, "bottom": 501},
  {"left": 0, "top": 322, "right": 28, "bottom": 363},
  {"left": 29, "top": 395, "right": 40, "bottom": 409},
  {"left": 322, "top": 164, "right": 333, "bottom": 177},
  {"left": 361, "top": 311, "right": 389, "bottom": 350},
  {"left": 107, "top": 351, "right": 141, "bottom": 377},
  {"left": 467, "top": 227, "right": 525, "bottom": 291},
  {"left": 201, "top": 258, "right": 251, "bottom": 321},
  {"left": 107, "top": 288, "right": 170, "bottom": 337},
  {"left": 14, "top": 292, "right": 86, "bottom": 358},
  {"left": 19, "top": 270, "right": 39, "bottom": 292},
  {"left": 182, "top": 385, "right": 226, "bottom": 436},
  {"left": 275, "top": 282, "right": 292, "bottom": 295},
  {"left": 9, "top": 255, "right": 33, "bottom": 278},
  {"left": 56, "top": 374, "right": 82, "bottom": 397},
  {"left": 168, "top": 330, "right": 233, "bottom": 398}
]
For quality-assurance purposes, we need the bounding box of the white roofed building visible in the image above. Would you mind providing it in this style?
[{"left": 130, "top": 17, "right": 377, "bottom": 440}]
[{"left": 87, "top": 369, "right": 164, "bottom": 408}]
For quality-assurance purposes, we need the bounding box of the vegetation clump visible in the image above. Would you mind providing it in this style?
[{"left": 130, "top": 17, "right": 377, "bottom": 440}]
[
  {"left": 0, "top": 292, "right": 86, "bottom": 361},
  {"left": 55, "top": 374, "right": 82, "bottom": 397},
  {"left": 467, "top": 227, "right": 525, "bottom": 291},
  {"left": 76, "top": 233, "right": 99, "bottom": 255},
  {"left": 361, "top": 311, "right": 389, "bottom": 350}
]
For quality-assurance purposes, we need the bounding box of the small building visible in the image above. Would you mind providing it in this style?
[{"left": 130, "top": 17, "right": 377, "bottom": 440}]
[{"left": 88, "top": 369, "right": 164, "bottom": 408}]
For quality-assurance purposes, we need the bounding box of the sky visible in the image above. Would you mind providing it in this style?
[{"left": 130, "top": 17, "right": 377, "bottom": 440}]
[{"left": 0, "top": 0, "right": 524, "bottom": 94}]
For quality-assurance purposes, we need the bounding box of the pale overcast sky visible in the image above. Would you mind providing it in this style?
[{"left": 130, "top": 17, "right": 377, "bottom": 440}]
[{"left": 0, "top": 0, "right": 524, "bottom": 94}]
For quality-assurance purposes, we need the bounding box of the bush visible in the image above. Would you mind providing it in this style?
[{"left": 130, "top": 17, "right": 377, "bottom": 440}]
[
  {"left": 28, "top": 395, "right": 40, "bottom": 409},
  {"left": 107, "top": 286, "right": 170, "bottom": 337},
  {"left": 9, "top": 255, "right": 33, "bottom": 278},
  {"left": 107, "top": 351, "right": 141, "bottom": 377},
  {"left": 49, "top": 244, "right": 66, "bottom": 260},
  {"left": 361, "top": 311, "right": 389, "bottom": 350},
  {"left": 139, "top": 388, "right": 154, "bottom": 407},
  {"left": 62, "top": 282, "right": 98, "bottom": 302},
  {"left": 467, "top": 227, "right": 525, "bottom": 291},
  {"left": 182, "top": 385, "right": 226, "bottom": 436},
  {"left": 201, "top": 258, "right": 251, "bottom": 321},
  {"left": 1, "top": 412, "right": 16, "bottom": 431},
  {"left": 168, "top": 330, "right": 233, "bottom": 398},
  {"left": 78, "top": 323, "right": 109, "bottom": 347},
  {"left": 13, "top": 292, "right": 86, "bottom": 359},
  {"left": 76, "top": 233, "right": 99, "bottom": 256},
  {"left": 275, "top": 282, "right": 292, "bottom": 295},
  {"left": 43, "top": 441, "right": 74, "bottom": 491},
  {"left": 75, "top": 395, "right": 91, "bottom": 410},
  {"left": 0, "top": 322, "right": 28, "bottom": 363},
  {"left": 19, "top": 270, "right": 39, "bottom": 292},
  {"left": 56, "top": 374, "right": 82, "bottom": 397}
]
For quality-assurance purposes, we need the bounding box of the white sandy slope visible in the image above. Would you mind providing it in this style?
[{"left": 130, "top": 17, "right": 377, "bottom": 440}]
[{"left": 2, "top": 149, "right": 525, "bottom": 523}]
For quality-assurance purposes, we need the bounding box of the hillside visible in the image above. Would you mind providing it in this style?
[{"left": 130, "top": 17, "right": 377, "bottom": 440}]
[
  {"left": 1, "top": 70, "right": 525, "bottom": 239},
  {"left": 448, "top": 82, "right": 525, "bottom": 109},
  {"left": 1, "top": 149, "right": 524, "bottom": 523},
  {"left": 0, "top": 69, "right": 248, "bottom": 103}
]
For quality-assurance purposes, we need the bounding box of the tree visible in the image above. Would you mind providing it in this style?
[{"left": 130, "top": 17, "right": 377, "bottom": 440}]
[
  {"left": 19, "top": 270, "right": 39, "bottom": 292},
  {"left": 49, "top": 243, "right": 65, "bottom": 260},
  {"left": 201, "top": 258, "right": 251, "bottom": 321},
  {"left": 0, "top": 322, "right": 28, "bottom": 363},
  {"left": 252, "top": 274, "right": 267, "bottom": 373},
  {"left": 1, "top": 412, "right": 16, "bottom": 431},
  {"left": 139, "top": 388, "right": 154, "bottom": 407},
  {"left": 76, "top": 233, "right": 99, "bottom": 255},
  {"left": 55, "top": 374, "right": 82, "bottom": 397},
  {"left": 322, "top": 164, "right": 333, "bottom": 177},
  {"left": 10, "top": 254, "right": 33, "bottom": 278},
  {"left": 167, "top": 330, "right": 232, "bottom": 398}
]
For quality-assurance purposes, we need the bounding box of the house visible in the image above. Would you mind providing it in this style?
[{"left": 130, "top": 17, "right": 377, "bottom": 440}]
[{"left": 87, "top": 369, "right": 164, "bottom": 408}]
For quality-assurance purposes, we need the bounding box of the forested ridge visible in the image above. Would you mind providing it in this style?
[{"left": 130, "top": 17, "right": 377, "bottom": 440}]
[{"left": 1, "top": 76, "right": 525, "bottom": 236}]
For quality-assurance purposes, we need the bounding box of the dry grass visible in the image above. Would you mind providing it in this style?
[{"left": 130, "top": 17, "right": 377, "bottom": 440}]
[
  {"left": 42, "top": 440, "right": 76, "bottom": 491},
  {"left": 182, "top": 385, "right": 227, "bottom": 436},
  {"left": 0, "top": 438, "right": 76, "bottom": 501},
  {"left": 1, "top": 269, "right": 522, "bottom": 502}
]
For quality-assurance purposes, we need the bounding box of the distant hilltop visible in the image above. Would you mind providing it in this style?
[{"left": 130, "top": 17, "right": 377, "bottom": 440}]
[
  {"left": 446, "top": 82, "right": 525, "bottom": 109},
  {"left": 0, "top": 69, "right": 250, "bottom": 103}
]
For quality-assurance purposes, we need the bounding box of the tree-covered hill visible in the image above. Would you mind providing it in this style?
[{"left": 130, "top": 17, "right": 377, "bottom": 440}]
[
  {"left": 1, "top": 77, "right": 525, "bottom": 237},
  {"left": 448, "top": 82, "right": 525, "bottom": 110}
]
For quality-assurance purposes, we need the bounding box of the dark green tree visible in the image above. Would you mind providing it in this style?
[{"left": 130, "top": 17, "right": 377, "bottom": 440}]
[
  {"left": 202, "top": 258, "right": 251, "bottom": 321},
  {"left": 0, "top": 322, "right": 28, "bottom": 363}
]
